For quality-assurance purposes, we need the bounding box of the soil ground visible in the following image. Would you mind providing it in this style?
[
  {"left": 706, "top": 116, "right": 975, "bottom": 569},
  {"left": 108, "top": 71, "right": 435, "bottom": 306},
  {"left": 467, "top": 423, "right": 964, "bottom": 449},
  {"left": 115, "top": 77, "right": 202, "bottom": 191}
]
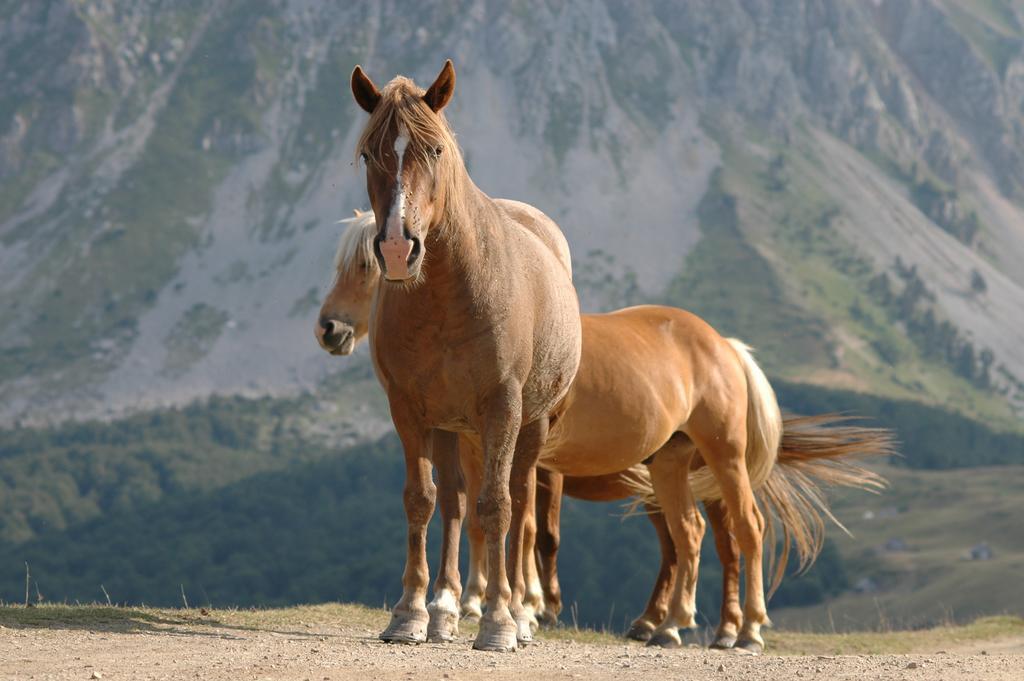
[{"left": 1, "top": 604, "right": 1022, "bottom": 680}]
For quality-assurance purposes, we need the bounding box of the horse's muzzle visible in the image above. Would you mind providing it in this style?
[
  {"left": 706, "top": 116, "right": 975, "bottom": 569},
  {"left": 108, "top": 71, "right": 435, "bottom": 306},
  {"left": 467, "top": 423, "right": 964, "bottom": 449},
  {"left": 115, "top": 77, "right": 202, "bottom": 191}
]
[
  {"left": 316, "top": 318, "right": 356, "bottom": 355},
  {"left": 376, "top": 233, "right": 422, "bottom": 281}
]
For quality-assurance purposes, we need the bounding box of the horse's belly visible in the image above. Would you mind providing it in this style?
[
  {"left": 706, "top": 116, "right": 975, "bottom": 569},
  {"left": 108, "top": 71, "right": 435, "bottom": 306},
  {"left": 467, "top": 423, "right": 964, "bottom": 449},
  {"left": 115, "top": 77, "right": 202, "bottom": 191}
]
[
  {"left": 540, "top": 398, "right": 678, "bottom": 477},
  {"left": 538, "top": 343, "right": 688, "bottom": 476}
]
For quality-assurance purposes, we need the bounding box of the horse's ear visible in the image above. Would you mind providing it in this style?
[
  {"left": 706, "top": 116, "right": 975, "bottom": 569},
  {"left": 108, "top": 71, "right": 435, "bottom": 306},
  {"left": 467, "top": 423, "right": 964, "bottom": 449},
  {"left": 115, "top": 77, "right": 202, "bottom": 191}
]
[
  {"left": 351, "top": 65, "right": 381, "bottom": 113},
  {"left": 353, "top": 209, "right": 364, "bottom": 217},
  {"left": 423, "top": 59, "right": 456, "bottom": 112}
]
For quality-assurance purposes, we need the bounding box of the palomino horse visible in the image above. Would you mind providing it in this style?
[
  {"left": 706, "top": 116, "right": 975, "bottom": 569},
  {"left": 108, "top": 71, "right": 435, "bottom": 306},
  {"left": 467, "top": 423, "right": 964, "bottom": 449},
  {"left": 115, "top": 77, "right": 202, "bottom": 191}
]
[
  {"left": 317, "top": 213, "right": 891, "bottom": 650},
  {"left": 330, "top": 61, "right": 582, "bottom": 652},
  {"left": 507, "top": 414, "right": 892, "bottom": 643}
]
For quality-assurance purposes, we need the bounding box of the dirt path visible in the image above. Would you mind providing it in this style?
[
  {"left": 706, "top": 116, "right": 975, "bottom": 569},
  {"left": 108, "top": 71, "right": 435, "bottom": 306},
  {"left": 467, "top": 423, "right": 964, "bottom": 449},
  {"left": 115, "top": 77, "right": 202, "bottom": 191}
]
[{"left": 1, "top": 606, "right": 1022, "bottom": 681}]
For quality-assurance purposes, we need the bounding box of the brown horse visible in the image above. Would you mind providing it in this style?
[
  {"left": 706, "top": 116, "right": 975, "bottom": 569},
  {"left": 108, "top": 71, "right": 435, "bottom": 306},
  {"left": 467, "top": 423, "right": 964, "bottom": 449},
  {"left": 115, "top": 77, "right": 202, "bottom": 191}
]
[
  {"left": 318, "top": 213, "right": 891, "bottom": 650},
  {"left": 333, "top": 61, "right": 582, "bottom": 652}
]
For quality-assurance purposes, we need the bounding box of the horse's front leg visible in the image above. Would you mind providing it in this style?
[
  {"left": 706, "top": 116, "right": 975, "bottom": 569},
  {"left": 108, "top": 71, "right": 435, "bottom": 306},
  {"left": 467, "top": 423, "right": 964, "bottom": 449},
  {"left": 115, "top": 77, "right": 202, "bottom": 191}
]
[
  {"left": 625, "top": 504, "right": 677, "bottom": 641},
  {"left": 472, "top": 388, "right": 523, "bottom": 652},
  {"left": 459, "top": 441, "right": 488, "bottom": 622},
  {"left": 379, "top": 408, "right": 434, "bottom": 644},
  {"left": 427, "top": 429, "right": 464, "bottom": 642}
]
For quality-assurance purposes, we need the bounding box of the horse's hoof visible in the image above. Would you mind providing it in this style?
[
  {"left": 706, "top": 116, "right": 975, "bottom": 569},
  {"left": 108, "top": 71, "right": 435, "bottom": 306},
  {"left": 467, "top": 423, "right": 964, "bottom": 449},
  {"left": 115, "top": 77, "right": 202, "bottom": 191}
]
[
  {"left": 539, "top": 611, "right": 561, "bottom": 629},
  {"left": 645, "top": 628, "right": 682, "bottom": 648},
  {"left": 426, "top": 618, "right": 459, "bottom": 643},
  {"left": 460, "top": 600, "right": 483, "bottom": 624},
  {"left": 515, "top": 613, "right": 534, "bottom": 645},
  {"left": 380, "top": 628, "right": 427, "bottom": 644},
  {"left": 473, "top": 613, "right": 519, "bottom": 652},
  {"left": 427, "top": 629, "right": 457, "bottom": 643},
  {"left": 379, "top": 611, "right": 428, "bottom": 644},
  {"left": 625, "top": 621, "right": 655, "bottom": 642},
  {"left": 734, "top": 638, "right": 764, "bottom": 655},
  {"left": 709, "top": 634, "right": 737, "bottom": 650},
  {"left": 427, "top": 599, "right": 460, "bottom": 643}
]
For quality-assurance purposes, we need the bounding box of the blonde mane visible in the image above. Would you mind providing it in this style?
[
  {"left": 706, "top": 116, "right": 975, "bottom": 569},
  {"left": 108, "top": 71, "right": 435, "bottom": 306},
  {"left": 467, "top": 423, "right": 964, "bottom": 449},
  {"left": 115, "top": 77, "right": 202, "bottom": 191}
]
[
  {"left": 354, "top": 76, "right": 470, "bottom": 229},
  {"left": 334, "top": 211, "right": 379, "bottom": 273}
]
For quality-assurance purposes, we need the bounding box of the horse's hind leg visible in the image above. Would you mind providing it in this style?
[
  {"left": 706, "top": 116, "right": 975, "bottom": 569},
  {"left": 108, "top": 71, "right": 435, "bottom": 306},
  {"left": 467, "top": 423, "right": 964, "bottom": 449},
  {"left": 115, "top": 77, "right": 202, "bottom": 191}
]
[
  {"left": 427, "top": 429, "right": 464, "bottom": 642},
  {"left": 625, "top": 504, "right": 677, "bottom": 642},
  {"left": 704, "top": 499, "right": 742, "bottom": 649},
  {"left": 534, "top": 468, "right": 563, "bottom": 627},
  {"left": 645, "top": 435, "right": 705, "bottom": 648},
  {"left": 690, "top": 426, "right": 769, "bottom": 653}
]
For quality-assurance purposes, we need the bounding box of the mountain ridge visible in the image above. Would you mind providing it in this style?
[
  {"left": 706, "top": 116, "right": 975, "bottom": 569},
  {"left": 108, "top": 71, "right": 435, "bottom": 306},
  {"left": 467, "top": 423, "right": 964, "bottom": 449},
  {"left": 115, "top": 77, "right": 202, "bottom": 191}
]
[{"left": 2, "top": 0, "right": 1023, "bottom": 430}]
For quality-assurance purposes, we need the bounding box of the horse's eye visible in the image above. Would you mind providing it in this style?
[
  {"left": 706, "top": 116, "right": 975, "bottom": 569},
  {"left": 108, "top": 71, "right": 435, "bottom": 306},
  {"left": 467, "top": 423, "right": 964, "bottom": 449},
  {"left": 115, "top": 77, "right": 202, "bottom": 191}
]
[
  {"left": 433, "top": 145, "right": 443, "bottom": 158},
  {"left": 360, "top": 152, "right": 369, "bottom": 163}
]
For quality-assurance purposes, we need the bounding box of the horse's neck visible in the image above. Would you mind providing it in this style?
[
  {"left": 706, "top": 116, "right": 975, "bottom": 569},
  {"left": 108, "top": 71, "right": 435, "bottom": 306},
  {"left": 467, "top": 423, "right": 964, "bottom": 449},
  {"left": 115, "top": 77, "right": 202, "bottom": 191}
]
[{"left": 428, "top": 178, "right": 505, "bottom": 284}]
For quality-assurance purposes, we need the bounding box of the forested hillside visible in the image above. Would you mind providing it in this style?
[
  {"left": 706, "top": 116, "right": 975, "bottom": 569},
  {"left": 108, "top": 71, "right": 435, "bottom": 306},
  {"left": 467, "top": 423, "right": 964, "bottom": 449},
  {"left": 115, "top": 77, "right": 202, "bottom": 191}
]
[{"left": 2, "top": 386, "right": 1021, "bottom": 628}]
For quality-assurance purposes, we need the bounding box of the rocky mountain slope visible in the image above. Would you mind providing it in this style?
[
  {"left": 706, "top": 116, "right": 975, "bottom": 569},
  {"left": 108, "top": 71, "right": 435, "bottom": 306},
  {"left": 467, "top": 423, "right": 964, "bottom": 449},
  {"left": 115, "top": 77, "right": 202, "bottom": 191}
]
[{"left": 2, "top": 0, "right": 1023, "bottom": 429}]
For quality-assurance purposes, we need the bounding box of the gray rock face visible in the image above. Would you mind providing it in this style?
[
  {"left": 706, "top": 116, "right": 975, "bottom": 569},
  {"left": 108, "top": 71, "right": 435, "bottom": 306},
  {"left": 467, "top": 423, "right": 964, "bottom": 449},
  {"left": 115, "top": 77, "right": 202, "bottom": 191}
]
[{"left": 1, "top": 0, "right": 1023, "bottom": 424}]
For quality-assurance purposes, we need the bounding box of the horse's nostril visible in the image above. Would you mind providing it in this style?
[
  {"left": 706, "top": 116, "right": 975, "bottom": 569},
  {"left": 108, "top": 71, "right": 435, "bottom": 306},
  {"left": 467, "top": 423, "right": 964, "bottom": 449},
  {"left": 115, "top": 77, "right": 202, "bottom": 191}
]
[
  {"left": 320, "top": 318, "right": 355, "bottom": 349},
  {"left": 409, "top": 236, "right": 422, "bottom": 264}
]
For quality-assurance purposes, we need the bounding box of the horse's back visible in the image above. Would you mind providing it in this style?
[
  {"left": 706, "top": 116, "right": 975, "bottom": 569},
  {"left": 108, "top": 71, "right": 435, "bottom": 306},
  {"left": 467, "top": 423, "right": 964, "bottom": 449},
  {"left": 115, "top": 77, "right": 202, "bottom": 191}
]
[
  {"left": 597, "top": 305, "right": 747, "bottom": 386},
  {"left": 595, "top": 305, "right": 735, "bottom": 357}
]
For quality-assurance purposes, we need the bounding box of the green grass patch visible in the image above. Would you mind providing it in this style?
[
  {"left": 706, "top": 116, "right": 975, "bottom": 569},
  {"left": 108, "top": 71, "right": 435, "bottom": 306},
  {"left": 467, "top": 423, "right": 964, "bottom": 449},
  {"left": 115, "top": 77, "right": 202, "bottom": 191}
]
[
  {"left": 661, "top": 166, "right": 833, "bottom": 373},
  {"left": 715, "top": 130, "right": 1021, "bottom": 429}
]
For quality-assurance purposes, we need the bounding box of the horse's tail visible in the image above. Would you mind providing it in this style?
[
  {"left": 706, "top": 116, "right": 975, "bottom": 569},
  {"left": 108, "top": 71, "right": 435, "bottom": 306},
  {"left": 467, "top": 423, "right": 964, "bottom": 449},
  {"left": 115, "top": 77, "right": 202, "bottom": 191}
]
[
  {"left": 687, "top": 339, "right": 782, "bottom": 501},
  {"left": 759, "top": 414, "right": 893, "bottom": 596}
]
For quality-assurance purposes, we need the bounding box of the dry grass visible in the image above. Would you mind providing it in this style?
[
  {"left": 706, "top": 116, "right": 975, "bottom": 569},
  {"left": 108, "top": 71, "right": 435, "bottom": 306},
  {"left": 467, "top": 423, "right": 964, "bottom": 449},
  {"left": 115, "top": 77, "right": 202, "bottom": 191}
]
[
  {"left": 768, "top": 615, "right": 1024, "bottom": 655},
  {"left": 2, "top": 603, "right": 1021, "bottom": 655}
]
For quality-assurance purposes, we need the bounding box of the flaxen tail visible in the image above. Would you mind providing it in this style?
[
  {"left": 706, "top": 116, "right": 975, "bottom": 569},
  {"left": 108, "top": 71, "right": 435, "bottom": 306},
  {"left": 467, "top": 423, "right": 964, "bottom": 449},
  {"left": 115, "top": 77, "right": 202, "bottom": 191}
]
[
  {"left": 759, "top": 414, "right": 894, "bottom": 596},
  {"left": 626, "top": 413, "right": 893, "bottom": 596}
]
